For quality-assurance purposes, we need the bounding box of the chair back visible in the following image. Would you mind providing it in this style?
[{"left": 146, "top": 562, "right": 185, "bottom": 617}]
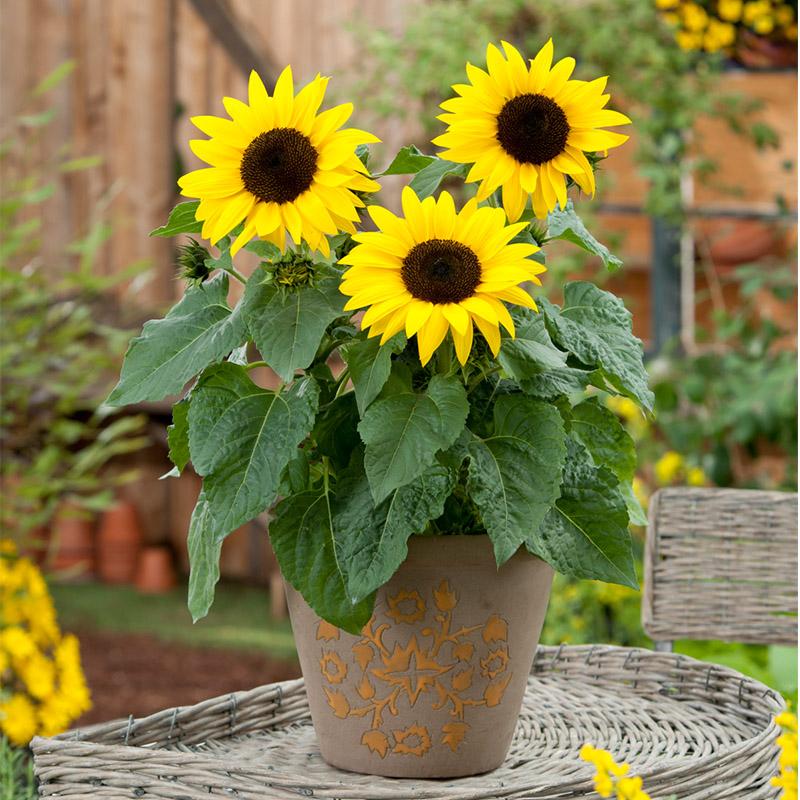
[{"left": 642, "top": 487, "right": 798, "bottom": 646}]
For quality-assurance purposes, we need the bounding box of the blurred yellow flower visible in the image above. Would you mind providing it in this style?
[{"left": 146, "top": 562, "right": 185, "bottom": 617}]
[
  {"left": 656, "top": 0, "right": 679, "bottom": 7},
  {"left": 1, "top": 540, "right": 92, "bottom": 747},
  {"left": 654, "top": 450, "right": 683, "bottom": 484},
  {"left": 776, "top": 5, "right": 795, "bottom": 26},
  {"left": 772, "top": 712, "right": 798, "bottom": 800},
  {"left": 682, "top": 3, "right": 710, "bottom": 31},
  {"left": 580, "top": 744, "right": 650, "bottom": 799},
  {"left": 743, "top": 0, "right": 771, "bottom": 25},
  {"left": 676, "top": 29, "right": 704, "bottom": 50},
  {"left": 718, "top": 0, "right": 744, "bottom": 21},
  {"left": 686, "top": 466, "right": 707, "bottom": 486},
  {"left": 752, "top": 14, "right": 775, "bottom": 33},
  {"left": 0, "top": 694, "right": 38, "bottom": 747}
]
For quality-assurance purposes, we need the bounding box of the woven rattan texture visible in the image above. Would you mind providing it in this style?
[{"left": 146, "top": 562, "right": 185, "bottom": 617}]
[
  {"left": 642, "top": 488, "right": 798, "bottom": 646},
  {"left": 33, "top": 645, "right": 784, "bottom": 799}
]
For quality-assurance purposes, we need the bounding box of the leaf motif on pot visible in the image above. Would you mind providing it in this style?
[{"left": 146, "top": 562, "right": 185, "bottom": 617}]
[
  {"left": 323, "top": 686, "right": 350, "bottom": 718},
  {"left": 441, "top": 721, "right": 470, "bottom": 753},
  {"left": 433, "top": 579, "right": 457, "bottom": 611},
  {"left": 315, "top": 579, "right": 514, "bottom": 759},
  {"left": 316, "top": 620, "right": 340, "bottom": 641},
  {"left": 361, "top": 728, "right": 389, "bottom": 758},
  {"left": 451, "top": 666, "right": 473, "bottom": 692},
  {"left": 482, "top": 614, "right": 508, "bottom": 643},
  {"left": 483, "top": 673, "right": 512, "bottom": 707}
]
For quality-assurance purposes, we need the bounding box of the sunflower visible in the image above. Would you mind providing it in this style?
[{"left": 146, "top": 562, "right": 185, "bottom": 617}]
[
  {"left": 431, "top": 40, "right": 631, "bottom": 221},
  {"left": 340, "top": 187, "right": 545, "bottom": 366},
  {"left": 178, "top": 67, "right": 380, "bottom": 256}
]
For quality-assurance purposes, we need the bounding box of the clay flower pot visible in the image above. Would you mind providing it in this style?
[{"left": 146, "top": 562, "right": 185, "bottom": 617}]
[
  {"left": 97, "top": 500, "right": 142, "bottom": 584},
  {"left": 135, "top": 546, "right": 176, "bottom": 594},
  {"left": 50, "top": 502, "right": 95, "bottom": 579},
  {"left": 286, "top": 535, "right": 553, "bottom": 778}
]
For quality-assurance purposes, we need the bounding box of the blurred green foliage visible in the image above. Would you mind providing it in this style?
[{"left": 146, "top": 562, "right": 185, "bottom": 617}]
[
  {"left": 0, "top": 62, "right": 149, "bottom": 540},
  {"left": 0, "top": 735, "right": 35, "bottom": 800}
]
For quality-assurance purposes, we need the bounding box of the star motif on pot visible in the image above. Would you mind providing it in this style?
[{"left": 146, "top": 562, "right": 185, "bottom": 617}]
[{"left": 316, "top": 579, "right": 513, "bottom": 760}]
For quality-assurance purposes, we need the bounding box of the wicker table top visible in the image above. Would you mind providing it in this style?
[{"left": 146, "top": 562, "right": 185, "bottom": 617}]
[{"left": 32, "top": 644, "right": 784, "bottom": 800}]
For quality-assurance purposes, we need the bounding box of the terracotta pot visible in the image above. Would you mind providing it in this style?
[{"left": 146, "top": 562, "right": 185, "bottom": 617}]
[
  {"left": 96, "top": 501, "right": 142, "bottom": 584},
  {"left": 135, "top": 546, "right": 176, "bottom": 594},
  {"left": 735, "top": 31, "right": 797, "bottom": 69},
  {"left": 50, "top": 503, "right": 94, "bottom": 579},
  {"left": 286, "top": 535, "right": 553, "bottom": 778}
]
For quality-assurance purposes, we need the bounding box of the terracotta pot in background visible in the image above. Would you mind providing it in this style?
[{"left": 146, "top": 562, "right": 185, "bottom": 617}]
[
  {"left": 286, "top": 535, "right": 553, "bottom": 779},
  {"left": 97, "top": 501, "right": 142, "bottom": 584},
  {"left": 135, "top": 546, "right": 176, "bottom": 594},
  {"left": 50, "top": 502, "right": 95, "bottom": 579},
  {"left": 735, "top": 30, "right": 797, "bottom": 69}
]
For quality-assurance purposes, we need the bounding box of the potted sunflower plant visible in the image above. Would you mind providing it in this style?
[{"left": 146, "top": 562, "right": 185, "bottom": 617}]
[{"left": 107, "top": 39, "right": 650, "bottom": 779}]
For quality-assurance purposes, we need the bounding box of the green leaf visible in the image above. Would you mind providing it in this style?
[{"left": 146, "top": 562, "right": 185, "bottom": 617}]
[
  {"left": 314, "top": 392, "right": 360, "bottom": 467},
  {"left": 341, "top": 333, "right": 405, "bottom": 415},
  {"left": 270, "top": 487, "right": 374, "bottom": 633},
  {"left": 541, "top": 282, "right": 654, "bottom": 411},
  {"left": 167, "top": 399, "right": 191, "bottom": 472},
  {"left": 187, "top": 492, "right": 222, "bottom": 622},
  {"left": 467, "top": 395, "right": 567, "bottom": 565},
  {"left": 498, "top": 309, "right": 567, "bottom": 380},
  {"left": 359, "top": 374, "right": 468, "bottom": 503},
  {"left": 517, "top": 366, "right": 594, "bottom": 400},
  {"left": 151, "top": 201, "right": 202, "bottom": 237},
  {"left": 243, "top": 270, "right": 345, "bottom": 382},
  {"left": 546, "top": 200, "right": 622, "bottom": 272},
  {"left": 32, "top": 60, "right": 76, "bottom": 96},
  {"left": 527, "top": 439, "right": 638, "bottom": 588},
  {"left": 243, "top": 239, "right": 281, "bottom": 260},
  {"left": 569, "top": 397, "right": 645, "bottom": 525},
  {"left": 381, "top": 145, "right": 436, "bottom": 175},
  {"left": 279, "top": 447, "right": 310, "bottom": 496},
  {"left": 188, "top": 363, "right": 319, "bottom": 536},
  {"left": 106, "top": 274, "right": 246, "bottom": 406},
  {"left": 335, "top": 459, "right": 457, "bottom": 603},
  {"left": 409, "top": 158, "right": 470, "bottom": 199}
]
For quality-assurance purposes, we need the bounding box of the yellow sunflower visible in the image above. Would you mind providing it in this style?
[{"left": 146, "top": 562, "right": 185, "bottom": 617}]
[
  {"left": 432, "top": 40, "right": 631, "bottom": 221},
  {"left": 178, "top": 66, "right": 380, "bottom": 256},
  {"left": 340, "top": 187, "right": 545, "bottom": 366}
]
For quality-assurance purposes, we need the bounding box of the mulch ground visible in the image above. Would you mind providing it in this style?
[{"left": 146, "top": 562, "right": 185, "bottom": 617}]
[{"left": 73, "top": 629, "right": 301, "bottom": 726}]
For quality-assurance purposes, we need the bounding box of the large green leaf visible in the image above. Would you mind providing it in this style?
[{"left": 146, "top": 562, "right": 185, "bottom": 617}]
[
  {"left": 187, "top": 492, "right": 222, "bottom": 622},
  {"left": 188, "top": 363, "right": 319, "bottom": 536},
  {"left": 313, "top": 392, "right": 360, "bottom": 468},
  {"left": 409, "top": 158, "right": 470, "bottom": 199},
  {"left": 527, "top": 439, "right": 638, "bottom": 588},
  {"left": 467, "top": 395, "right": 566, "bottom": 565},
  {"left": 335, "top": 459, "right": 457, "bottom": 603},
  {"left": 341, "top": 333, "right": 405, "bottom": 415},
  {"left": 167, "top": 399, "right": 190, "bottom": 472},
  {"left": 269, "top": 487, "right": 374, "bottom": 633},
  {"left": 150, "top": 200, "right": 202, "bottom": 237},
  {"left": 570, "top": 398, "right": 645, "bottom": 525},
  {"left": 106, "top": 274, "right": 246, "bottom": 406},
  {"left": 541, "top": 282, "right": 654, "bottom": 411},
  {"left": 498, "top": 309, "right": 567, "bottom": 380},
  {"left": 546, "top": 200, "right": 622, "bottom": 272},
  {"left": 358, "top": 374, "right": 468, "bottom": 503},
  {"left": 242, "top": 270, "right": 345, "bottom": 382}
]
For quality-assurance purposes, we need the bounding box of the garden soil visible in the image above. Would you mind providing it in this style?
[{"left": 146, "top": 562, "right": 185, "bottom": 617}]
[{"left": 72, "top": 629, "right": 300, "bottom": 726}]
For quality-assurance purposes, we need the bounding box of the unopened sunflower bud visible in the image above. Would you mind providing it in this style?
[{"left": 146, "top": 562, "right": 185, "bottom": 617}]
[{"left": 177, "top": 239, "right": 212, "bottom": 284}]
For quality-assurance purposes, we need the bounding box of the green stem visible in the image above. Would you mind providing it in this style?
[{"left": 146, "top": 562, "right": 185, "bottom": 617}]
[
  {"left": 245, "top": 360, "right": 267, "bottom": 371},
  {"left": 333, "top": 367, "right": 351, "bottom": 398},
  {"left": 436, "top": 343, "right": 453, "bottom": 376},
  {"left": 226, "top": 266, "right": 247, "bottom": 285},
  {"left": 467, "top": 364, "right": 502, "bottom": 393}
]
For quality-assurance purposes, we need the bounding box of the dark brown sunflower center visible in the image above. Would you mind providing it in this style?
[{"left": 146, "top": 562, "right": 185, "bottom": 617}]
[
  {"left": 401, "top": 239, "right": 481, "bottom": 304},
  {"left": 239, "top": 128, "right": 317, "bottom": 204},
  {"left": 496, "top": 93, "right": 569, "bottom": 165}
]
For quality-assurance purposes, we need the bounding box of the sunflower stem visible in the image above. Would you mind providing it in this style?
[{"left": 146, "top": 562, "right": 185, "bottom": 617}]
[
  {"left": 436, "top": 344, "right": 453, "bottom": 376},
  {"left": 225, "top": 266, "right": 248, "bottom": 285},
  {"left": 245, "top": 361, "right": 267, "bottom": 371},
  {"left": 333, "top": 367, "right": 351, "bottom": 398}
]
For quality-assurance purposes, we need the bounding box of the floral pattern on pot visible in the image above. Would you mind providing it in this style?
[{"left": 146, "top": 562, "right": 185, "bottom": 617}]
[{"left": 316, "top": 579, "right": 512, "bottom": 759}]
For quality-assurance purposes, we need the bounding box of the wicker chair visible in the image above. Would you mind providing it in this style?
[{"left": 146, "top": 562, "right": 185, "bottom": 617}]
[{"left": 642, "top": 487, "right": 798, "bottom": 651}]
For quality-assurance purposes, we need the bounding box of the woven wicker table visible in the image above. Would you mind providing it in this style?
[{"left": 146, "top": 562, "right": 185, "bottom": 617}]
[{"left": 32, "top": 644, "right": 784, "bottom": 799}]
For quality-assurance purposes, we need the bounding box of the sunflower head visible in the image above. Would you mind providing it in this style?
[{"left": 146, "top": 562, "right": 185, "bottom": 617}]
[
  {"left": 432, "top": 40, "right": 631, "bottom": 221},
  {"left": 178, "top": 66, "right": 381, "bottom": 257},
  {"left": 340, "top": 187, "right": 545, "bottom": 366}
]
